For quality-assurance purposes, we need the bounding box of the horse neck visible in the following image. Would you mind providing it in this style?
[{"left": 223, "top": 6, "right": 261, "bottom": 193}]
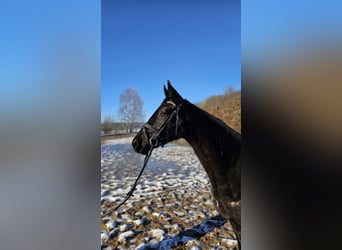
[
  {"left": 181, "top": 99, "right": 241, "bottom": 204},
  {"left": 181, "top": 99, "right": 238, "bottom": 151}
]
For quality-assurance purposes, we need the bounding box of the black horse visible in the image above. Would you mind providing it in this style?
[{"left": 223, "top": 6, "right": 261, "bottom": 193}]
[{"left": 132, "top": 81, "right": 241, "bottom": 248}]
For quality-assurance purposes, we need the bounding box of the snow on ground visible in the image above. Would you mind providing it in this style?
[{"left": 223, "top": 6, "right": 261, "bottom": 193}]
[
  {"left": 101, "top": 137, "right": 238, "bottom": 250},
  {"left": 103, "top": 136, "right": 134, "bottom": 145}
]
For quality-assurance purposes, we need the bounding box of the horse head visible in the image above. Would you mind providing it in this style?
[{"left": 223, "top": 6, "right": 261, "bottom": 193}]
[{"left": 132, "top": 81, "right": 185, "bottom": 154}]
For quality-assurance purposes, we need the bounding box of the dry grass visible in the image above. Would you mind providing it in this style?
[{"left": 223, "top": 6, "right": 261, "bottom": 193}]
[{"left": 198, "top": 90, "right": 241, "bottom": 133}]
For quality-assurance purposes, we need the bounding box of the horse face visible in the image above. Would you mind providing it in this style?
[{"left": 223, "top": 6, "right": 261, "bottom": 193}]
[{"left": 132, "top": 81, "right": 183, "bottom": 155}]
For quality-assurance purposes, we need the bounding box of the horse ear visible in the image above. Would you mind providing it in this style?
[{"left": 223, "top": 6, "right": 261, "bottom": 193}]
[
  {"left": 163, "top": 85, "right": 168, "bottom": 97},
  {"left": 167, "top": 80, "right": 183, "bottom": 103}
]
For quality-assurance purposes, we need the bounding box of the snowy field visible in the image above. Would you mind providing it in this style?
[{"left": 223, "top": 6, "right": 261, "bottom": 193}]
[{"left": 101, "top": 137, "right": 238, "bottom": 250}]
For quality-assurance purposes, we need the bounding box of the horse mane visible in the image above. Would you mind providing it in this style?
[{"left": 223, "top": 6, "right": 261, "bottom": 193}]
[{"left": 181, "top": 99, "right": 241, "bottom": 150}]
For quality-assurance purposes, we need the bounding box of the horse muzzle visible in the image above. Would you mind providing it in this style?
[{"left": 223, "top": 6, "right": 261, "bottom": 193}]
[{"left": 132, "top": 137, "right": 149, "bottom": 155}]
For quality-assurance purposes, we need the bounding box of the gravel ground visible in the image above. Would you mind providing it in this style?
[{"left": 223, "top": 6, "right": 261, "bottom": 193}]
[{"left": 101, "top": 137, "right": 238, "bottom": 250}]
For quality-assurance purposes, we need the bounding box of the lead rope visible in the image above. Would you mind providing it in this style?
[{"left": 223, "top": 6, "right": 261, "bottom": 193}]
[
  {"left": 103, "top": 145, "right": 155, "bottom": 217},
  {"left": 104, "top": 102, "right": 182, "bottom": 217}
]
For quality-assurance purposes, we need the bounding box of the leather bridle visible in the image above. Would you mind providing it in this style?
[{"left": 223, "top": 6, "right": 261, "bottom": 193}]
[
  {"left": 142, "top": 101, "right": 183, "bottom": 148},
  {"left": 109, "top": 101, "right": 183, "bottom": 213}
]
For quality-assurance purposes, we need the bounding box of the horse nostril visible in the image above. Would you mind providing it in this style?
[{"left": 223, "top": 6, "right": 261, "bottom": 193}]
[{"left": 132, "top": 138, "right": 138, "bottom": 149}]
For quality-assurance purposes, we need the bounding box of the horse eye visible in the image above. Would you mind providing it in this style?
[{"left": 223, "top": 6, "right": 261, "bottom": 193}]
[
  {"left": 161, "top": 108, "right": 172, "bottom": 116},
  {"left": 161, "top": 110, "right": 169, "bottom": 116}
]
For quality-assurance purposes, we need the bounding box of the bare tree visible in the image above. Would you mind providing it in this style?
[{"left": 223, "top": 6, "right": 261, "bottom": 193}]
[{"left": 118, "top": 88, "right": 145, "bottom": 133}]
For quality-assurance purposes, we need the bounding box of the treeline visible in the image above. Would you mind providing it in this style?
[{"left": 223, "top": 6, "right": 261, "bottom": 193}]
[
  {"left": 101, "top": 117, "right": 143, "bottom": 135},
  {"left": 197, "top": 88, "right": 241, "bottom": 133}
]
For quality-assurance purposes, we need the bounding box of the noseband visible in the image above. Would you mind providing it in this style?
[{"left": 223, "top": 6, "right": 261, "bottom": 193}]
[{"left": 142, "top": 101, "right": 183, "bottom": 148}]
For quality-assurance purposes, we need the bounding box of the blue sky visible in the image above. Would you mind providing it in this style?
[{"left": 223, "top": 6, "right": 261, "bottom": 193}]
[
  {"left": 242, "top": 0, "right": 342, "bottom": 61},
  {"left": 0, "top": 0, "right": 100, "bottom": 119},
  {"left": 1, "top": 0, "right": 340, "bottom": 123},
  {"left": 101, "top": 0, "right": 241, "bottom": 121}
]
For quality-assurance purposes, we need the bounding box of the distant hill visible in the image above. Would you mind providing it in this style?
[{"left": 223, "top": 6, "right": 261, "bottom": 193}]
[{"left": 197, "top": 89, "right": 241, "bottom": 133}]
